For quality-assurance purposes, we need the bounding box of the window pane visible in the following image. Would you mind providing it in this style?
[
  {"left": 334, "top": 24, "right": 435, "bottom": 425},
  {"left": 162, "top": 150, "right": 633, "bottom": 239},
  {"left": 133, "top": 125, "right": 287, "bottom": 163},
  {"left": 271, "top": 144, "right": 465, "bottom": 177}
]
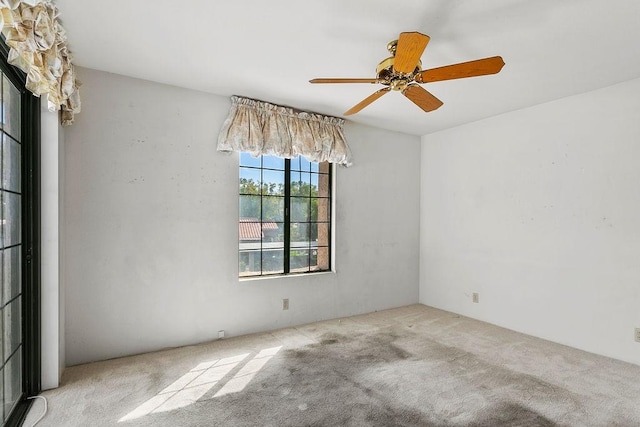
[
  {"left": 2, "top": 135, "right": 20, "bottom": 193},
  {"left": 239, "top": 250, "right": 261, "bottom": 277},
  {"left": 290, "top": 155, "right": 311, "bottom": 172},
  {"left": 290, "top": 156, "right": 301, "bottom": 172},
  {"left": 311, "top": 247, "right": 330, "bottom": 271},
  {"left": 262, "top": 222, "right": 284, "bottom": 245},
  {"left": 262, "top": 196, "right": 284, "bottom": 222},
  {"left": 290, "top": 223, "right": 310, "bottom": 248},
  {"left": 239, "top": 219, "right": 262, "bottom": 244},
  {"left": 311, "top": 198, "right": 330, "bottom": 222},
  {"left": 240, "top": 152, "right": 261, "bottom": 167},
  {"left": 299, "top": 156, "right": 311, "bottom": 172},
  {"left": 3, "top": 296, "right": 20, "bottom": 361},
  {"left": 262, "top": 249, "right": 284, "bottom": 274},
  {"left": 290, "top": 171, "right": 310, "bottom": 196},
  {"left": 262, "top": 156, "right": 284, "bottom": 170},
  {"left": 291, "top": 197, "right": 310, "bottom": 222},
  {"left": 239, "top": 195, "right": 261, "bottom": 220},
  {"left": 239, "top": 167, "right": 261, "bottom": 195},
  {"left": 262, "top": 170, "right": 284, "bottom": 196},
  {"left": 310, "top": 222, "right": 330, "bottom": 246},
  {"left": 2, "top": 76, "right": 20, "bottom": 141},
  {"left": 3, "top": 192, "right": 21, "bottom": 247},
  {"left": 3, "top": 347, "right": 21, "bottom": 420},
  {"left": 310, "top": 174, "right": 319, "bottom": 196},
  {"left": 3, "top": 247, "right": 20, "bottom": 304},
  {"left": 290, "top": 249, "right": 310, "bottom": 273}
]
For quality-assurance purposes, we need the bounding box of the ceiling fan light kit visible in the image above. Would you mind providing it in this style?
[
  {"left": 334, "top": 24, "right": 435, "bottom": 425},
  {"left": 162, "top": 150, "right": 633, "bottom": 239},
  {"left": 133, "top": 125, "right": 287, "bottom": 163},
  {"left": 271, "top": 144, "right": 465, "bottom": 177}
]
[{"left": 310, "top": 31, "right": 505, "bottom": 116}]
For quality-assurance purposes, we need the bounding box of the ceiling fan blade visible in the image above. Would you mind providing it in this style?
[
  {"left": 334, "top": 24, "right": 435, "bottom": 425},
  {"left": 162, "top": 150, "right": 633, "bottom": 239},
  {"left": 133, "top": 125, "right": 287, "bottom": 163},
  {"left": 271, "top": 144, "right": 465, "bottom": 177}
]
[
  {"left": 393, "top": 32, "right": 430, "bottom": 74},
  {"left": 402, "top": 84, "right": 443, "bottom": 112},
  {"left": 309, "top": 78, "right": 379, "bottom": 84},
  {"left": 416, "top": 56, "right": 505, "bottom": 83},
  {"left": 344, "top": 88, "right": 391, "bottom": 116}
]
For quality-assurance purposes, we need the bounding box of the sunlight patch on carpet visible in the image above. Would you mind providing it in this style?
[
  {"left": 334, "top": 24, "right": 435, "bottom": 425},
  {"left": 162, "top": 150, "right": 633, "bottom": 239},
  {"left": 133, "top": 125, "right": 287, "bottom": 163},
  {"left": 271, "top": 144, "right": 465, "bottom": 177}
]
[
  {"left": 214, "top": 346, "right": 281, "bottom": 397},
  {"left": 118, "top": 346, "right": 282, "bottom": 422}
]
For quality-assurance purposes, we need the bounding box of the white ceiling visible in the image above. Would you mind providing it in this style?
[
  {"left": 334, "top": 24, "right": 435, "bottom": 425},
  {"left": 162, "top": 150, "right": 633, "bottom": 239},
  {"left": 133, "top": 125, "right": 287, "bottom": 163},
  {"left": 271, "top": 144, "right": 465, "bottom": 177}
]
[{"left": 55, "top": 0, "right": 640, "bottom": 136}]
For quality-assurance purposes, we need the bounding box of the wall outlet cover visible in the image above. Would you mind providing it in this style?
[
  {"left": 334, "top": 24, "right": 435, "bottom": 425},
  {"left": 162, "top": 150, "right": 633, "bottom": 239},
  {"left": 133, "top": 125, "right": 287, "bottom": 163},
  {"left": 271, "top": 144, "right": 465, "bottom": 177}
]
[
  {"left": 635, "top": 328, "right": 640, "bottom": 343},
  {"left": 472, "top": 293, "right": 479, "bottom": 303},
  {"left": 283, "top": 298, "right": 289, "bottom": 310},
  {"left": 218, "top": 330, "right": 225, "bottom": 339}
]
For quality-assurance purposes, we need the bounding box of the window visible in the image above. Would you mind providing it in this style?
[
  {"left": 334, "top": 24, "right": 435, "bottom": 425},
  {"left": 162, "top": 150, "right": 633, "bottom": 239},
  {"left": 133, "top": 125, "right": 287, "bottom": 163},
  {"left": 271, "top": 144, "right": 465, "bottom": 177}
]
[
  {"left": 239, "top": 153, "right": 332, "bottom": 277},
  {"left": 0, "top": 37, "right": 41, "bottom": 426}
]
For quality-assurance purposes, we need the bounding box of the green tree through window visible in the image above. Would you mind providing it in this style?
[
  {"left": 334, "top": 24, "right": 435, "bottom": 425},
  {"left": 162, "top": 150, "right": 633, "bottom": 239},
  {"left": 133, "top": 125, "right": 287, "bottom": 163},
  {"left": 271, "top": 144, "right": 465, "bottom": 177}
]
[{"left": 239, "top": 153, "right": 331, "bottom": 277}]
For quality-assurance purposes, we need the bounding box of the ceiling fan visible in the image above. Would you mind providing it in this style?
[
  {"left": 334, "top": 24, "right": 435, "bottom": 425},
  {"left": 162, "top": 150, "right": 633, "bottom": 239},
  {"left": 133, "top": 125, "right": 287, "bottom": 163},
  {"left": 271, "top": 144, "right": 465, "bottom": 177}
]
[{"left": 309, "top": 31, "right": 505, "bottom": 116}]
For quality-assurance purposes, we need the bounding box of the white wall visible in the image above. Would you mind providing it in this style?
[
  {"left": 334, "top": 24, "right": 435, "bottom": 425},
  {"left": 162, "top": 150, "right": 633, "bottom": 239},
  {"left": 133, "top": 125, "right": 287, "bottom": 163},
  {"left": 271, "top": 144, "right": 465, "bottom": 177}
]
[
  {"left": 420, "top": 78, "right": 640, "bottom": 365},
  {"left": 63, "top": 68, "right": 421, "bottom": 366},
  {"left": 40, "top": 101, "right": 64, "bottom": 389}
]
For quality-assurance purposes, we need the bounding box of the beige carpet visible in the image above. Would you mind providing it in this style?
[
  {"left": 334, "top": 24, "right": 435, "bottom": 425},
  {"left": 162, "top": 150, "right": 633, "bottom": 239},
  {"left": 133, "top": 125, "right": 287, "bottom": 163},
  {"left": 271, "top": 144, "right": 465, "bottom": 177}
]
[{"left": 25, "top": 305, "right": 640, "bottom": 426}]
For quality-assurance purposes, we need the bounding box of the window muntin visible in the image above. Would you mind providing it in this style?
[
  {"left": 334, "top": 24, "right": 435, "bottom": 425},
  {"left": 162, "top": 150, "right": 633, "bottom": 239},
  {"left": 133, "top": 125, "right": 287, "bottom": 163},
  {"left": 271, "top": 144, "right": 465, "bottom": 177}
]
[{"left": 239, "top": 153, "right": 331, "bottom": 277}]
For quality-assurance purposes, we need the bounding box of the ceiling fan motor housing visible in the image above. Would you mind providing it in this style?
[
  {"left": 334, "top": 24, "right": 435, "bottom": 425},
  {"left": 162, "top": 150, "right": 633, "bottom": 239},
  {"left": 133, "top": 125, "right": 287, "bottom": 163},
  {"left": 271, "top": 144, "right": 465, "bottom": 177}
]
[{"left": 376, "top": 40, "right": 422, "bottom": 90}]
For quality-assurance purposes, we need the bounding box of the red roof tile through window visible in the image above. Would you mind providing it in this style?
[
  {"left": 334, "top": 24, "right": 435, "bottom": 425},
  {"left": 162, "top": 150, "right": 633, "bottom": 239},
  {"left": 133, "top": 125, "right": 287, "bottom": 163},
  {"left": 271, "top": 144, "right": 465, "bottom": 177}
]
[{"left": 239, "top": 219, "right": 278, "bottom": 241}]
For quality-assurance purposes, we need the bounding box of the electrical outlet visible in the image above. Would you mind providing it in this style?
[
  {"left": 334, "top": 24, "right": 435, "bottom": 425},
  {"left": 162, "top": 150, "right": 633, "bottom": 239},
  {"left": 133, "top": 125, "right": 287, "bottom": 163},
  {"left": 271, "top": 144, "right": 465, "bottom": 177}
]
[
  {"left": 472, "top": 293, "right": 479, "bottom": 303},
  {"left": 283, "top": 298, "right": 289, "bottom": 310},
  {"left": 635, "top": 328, "right": 640, "bottom": 343},
  {"left": 218, "top": 330, "right": 225, "bottom": 339}
]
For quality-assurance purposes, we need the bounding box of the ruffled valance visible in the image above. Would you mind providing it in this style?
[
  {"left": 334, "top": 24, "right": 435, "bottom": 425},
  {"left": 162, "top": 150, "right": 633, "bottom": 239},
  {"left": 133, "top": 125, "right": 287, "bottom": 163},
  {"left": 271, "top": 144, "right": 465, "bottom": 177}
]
[
  {"left": 217, "top": 96, "right": 352, "bottom": 166},
  {"left": 0, "top": 0, "right": 80, "bottom": 125}
]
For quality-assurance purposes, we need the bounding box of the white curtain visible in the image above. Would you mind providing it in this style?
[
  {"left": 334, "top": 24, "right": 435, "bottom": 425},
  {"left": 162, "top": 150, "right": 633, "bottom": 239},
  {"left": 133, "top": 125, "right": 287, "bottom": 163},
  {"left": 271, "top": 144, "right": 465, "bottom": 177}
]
[
  {"left": 0, "top": 0, "right": 80, "bottom": 125},
  {"left": 217, "top": 96, "right": 352, "bottom": 166}
]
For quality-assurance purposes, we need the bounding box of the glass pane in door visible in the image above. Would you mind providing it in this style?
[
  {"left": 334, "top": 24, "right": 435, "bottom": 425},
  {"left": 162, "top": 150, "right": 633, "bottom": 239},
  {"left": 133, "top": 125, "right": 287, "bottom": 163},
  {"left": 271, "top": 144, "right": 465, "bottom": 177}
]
[
  {"left": 0, "top": 73, "right": 22, "bottom": 422},
  {"left": 3, "top": 348, "right": 20, "bottom": 419}
]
